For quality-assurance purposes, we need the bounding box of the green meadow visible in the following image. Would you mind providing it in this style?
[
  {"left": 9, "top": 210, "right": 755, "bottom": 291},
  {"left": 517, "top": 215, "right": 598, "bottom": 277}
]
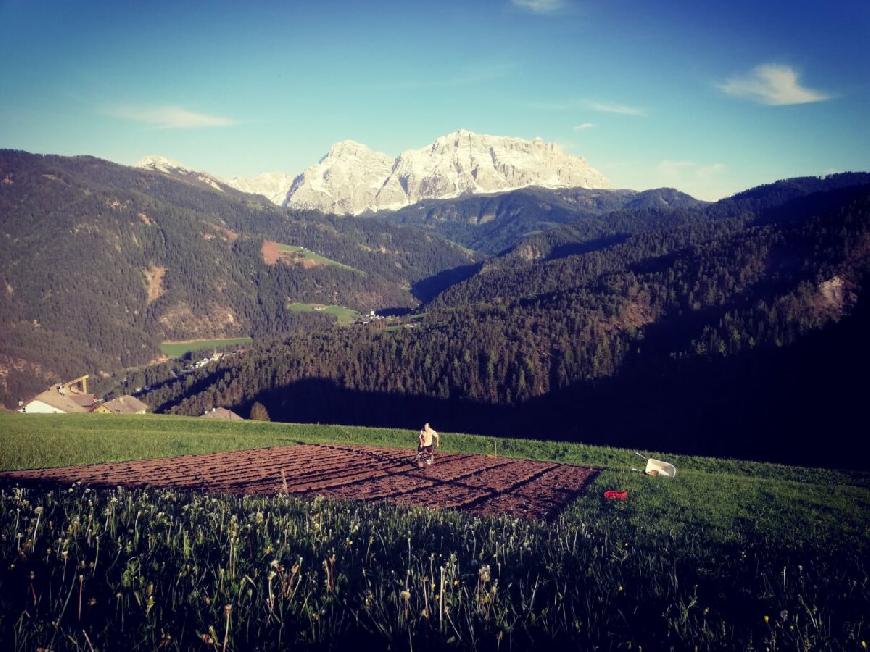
[
  {"left": 286, "top": 302, "right": 361, "bottom": 325},
  {"left": 0, "top": 412, "right": 867, "bottom": 649},
  {"left": 159, "top": 337, "right": 253, "bottom": 358},
  {"left": 275, "top": 243, "right": 363, "bottom": 274}
]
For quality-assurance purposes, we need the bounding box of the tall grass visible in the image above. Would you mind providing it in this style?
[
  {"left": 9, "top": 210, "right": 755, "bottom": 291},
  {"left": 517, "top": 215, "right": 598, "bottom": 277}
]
[
  {"left": 1, "top": 485, "right": 866, "bottom": 650},
  {"left": 1, "top": 413, "right": 867, "bottom": 648}
]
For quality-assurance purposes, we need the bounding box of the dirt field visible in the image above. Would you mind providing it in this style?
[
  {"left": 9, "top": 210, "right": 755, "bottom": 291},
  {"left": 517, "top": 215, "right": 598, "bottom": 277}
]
[
  {"left": 261, "top": 240, "right": 317, "bottom": 268},
  {"left": 0, "top": 444, "right": 597, "bottom": 520}
]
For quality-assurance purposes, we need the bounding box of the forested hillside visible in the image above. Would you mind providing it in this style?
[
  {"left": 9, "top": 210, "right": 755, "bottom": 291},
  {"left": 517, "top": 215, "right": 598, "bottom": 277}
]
[
  {"left": 371, "top": 186, "right": 704, "bottom": 254},
  {"left": 0, "top": 151, "right": 474, "bottom": 406},
  {"left": 5, "top": 150, "right": 868, "bottom": 467},
  {"left": 144, "top": 176, "right": 870, "bottom": 468}
]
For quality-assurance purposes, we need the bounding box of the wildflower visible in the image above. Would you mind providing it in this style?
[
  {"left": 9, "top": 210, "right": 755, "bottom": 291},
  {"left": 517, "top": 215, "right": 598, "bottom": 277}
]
[
  {"left": 400, "top": 590, "right": 411, "bottom": 602},
  {"left": 763, "top": 615, "right": 769, "bottom": 624},
  {"left": 479, "top": 565, "right": 491, "bottom": 583},
  {"left": 34, "top": 506, "right": 44, "bottom": 515}
]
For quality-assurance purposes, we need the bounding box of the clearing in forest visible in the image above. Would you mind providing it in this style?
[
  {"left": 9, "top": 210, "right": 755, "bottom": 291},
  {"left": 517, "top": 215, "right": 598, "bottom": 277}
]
[
  {"left": 261, "top": 240, "right": 362, "bottom": 273},
  {"left": 287, "top": 302, "right": 361, "bottom": 324},
  {"left": 159, "top": 337, "right": 253, "bottom": 357}
]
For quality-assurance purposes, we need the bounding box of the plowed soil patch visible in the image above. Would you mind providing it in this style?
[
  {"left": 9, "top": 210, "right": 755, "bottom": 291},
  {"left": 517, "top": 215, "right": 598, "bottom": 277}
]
[{"left": 0, "top": 444, "right": 597, "bottom": 520}]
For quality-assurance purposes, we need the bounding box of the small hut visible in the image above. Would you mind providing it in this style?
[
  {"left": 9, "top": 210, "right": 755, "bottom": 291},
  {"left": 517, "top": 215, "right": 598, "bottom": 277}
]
[{"left": 200, "top": 407, "right": 244, "bottom": 421}]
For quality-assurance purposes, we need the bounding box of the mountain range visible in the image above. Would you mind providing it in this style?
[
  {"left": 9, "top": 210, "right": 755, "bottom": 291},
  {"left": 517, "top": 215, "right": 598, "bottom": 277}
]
[
  {"left": 141, "top": 130, "right": 611, "bottom": 215},
  {"left": 3, "top": 145, "right": 869, "bottom": 467}
]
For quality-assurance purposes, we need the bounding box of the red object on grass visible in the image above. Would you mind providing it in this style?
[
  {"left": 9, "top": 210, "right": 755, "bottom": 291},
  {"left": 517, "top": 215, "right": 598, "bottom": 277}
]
[{"left": 604, "top": 490, "right": 628, "bottom": 501}]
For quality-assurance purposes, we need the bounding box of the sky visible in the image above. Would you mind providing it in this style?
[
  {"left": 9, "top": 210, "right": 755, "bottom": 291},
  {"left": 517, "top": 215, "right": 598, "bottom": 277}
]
[{"left": 1, "top": 0, "right": 868, "bottom": 200}]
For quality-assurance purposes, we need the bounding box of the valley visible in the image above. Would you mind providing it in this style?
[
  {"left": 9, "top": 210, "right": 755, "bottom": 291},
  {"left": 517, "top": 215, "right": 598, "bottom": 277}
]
[
  {"left": 2, "top": 148, "right": 868, "bottom": 468},
  {"left": 3, "top": 2, "right": 867, "bottom": 649}
]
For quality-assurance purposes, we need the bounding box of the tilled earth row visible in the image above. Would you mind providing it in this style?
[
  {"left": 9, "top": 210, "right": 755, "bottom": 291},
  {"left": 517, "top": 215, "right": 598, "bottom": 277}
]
[{"left": 0, "top": 444, "right": 598, "bottom": 520}]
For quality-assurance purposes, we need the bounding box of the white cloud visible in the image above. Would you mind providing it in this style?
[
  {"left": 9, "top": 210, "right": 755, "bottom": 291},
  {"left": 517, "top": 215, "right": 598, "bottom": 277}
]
[
  {"left": 528, "top": 99, "right": 646, "bottom": 116},
  {"left": 655, "top": 160, "right": 729, "bottom": 200},
  {"left": 106, "top": 105, "right": 235, "bottom": 128},
  {"left": 584, "top": 100, "right": 646, "bottom": 116},
  {"left": 573, "top": 122, "right": 596, "bottom": 130},
  {"left": 657, "top": 160, "right": 726, "bottom": 178},
  {"left": 718, "top": 64, "right": 830, "bottom": 105},
  {"left": 511, "top": 0, "right": 565, "bottom": 13}
]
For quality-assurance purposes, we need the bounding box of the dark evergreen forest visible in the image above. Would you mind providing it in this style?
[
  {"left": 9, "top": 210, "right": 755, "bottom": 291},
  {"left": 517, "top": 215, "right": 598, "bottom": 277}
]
[{"left": 147, "top": 176, "right": 870, "bottom": 468}]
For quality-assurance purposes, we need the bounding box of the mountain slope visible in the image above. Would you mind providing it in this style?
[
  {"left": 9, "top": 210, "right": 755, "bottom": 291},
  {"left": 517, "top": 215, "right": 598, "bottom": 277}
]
[
  {"left": 282, "top": 141, "right": 395, "bottom": 215},
  {"left": 0, "top": 150, "right": 475, "bottom": 406},
  {"left": 368, "top": 186, "right": 704, "bottom": 255},
  {"left": 224, "top": 171, "right": 298, "bottom": 205},
  {"left": 142, "top": 176, "right": 870, "bottom": 468}
]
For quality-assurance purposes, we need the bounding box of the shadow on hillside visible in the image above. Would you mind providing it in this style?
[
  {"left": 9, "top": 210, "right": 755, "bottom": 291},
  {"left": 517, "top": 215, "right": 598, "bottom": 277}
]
[
  {"left": 411, "top": 263, "right": 482, "bottom": 304},
  {"left": 547, "top": 234, "right": 629, "bottom": 261},
  {"left": 226, "top": 292, "right": 870, "bottom": 470}
]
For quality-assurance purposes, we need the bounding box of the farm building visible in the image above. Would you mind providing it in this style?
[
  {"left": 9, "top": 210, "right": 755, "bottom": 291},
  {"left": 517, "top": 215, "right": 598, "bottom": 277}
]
[
  {"left": 94, "top": 395, "right": 149, "bottom": 415},
  {"left": 200, "top": 407, "right": 244, "bottom": 421},
  {"left": 21, "top": 375, "right": 97, "bottom": 414}
]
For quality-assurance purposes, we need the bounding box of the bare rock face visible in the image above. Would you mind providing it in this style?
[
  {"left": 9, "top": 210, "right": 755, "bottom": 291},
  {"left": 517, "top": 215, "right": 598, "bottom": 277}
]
[
  {"left": 284, "top": 130, "right": 610, "bottom": 215},
  {"left": 140, "top": 131, "right": 611, "bottom": 215},
  {"left": 224, "top": 171, "right": 297, "bottom": 205},
  {"left": 136, "top": 155, "right": 227, "bottom": 192},
  {"left": 282, "top": 140, "right": 396, "bottom": 215}
]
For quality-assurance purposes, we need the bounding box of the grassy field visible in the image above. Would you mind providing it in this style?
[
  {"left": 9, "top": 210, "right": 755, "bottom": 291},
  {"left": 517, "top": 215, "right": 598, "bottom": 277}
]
[
  {"left": 287, "top": 302, "right": 361, "bottom": 325},
  {"left": 159, "top": 337, "right": 253, "bottom": 357},
  {"left": 0, "top": 412, "right": 868, "bottom": 649},
  {"left": 275, "top": 243, "right": 363, "bottom": 274}
]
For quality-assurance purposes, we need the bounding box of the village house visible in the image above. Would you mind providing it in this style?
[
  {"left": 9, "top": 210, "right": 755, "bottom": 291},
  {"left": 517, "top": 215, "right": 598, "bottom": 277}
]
[
  {"left": 200, "top": 406, "right": 244, "bottom": 421},
  {"left": 93, "top": 395, "right": 149, "bottom": 415},
  {"left": 21, "top": 375, "right": 97, "bottom": 414}
]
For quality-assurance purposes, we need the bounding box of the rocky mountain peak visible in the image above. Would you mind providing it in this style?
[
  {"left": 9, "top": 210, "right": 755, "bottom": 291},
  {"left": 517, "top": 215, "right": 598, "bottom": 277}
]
[
  {"left": 136, "top": 155, "right": 187, "bottom": 174},
  {"left": 284, "top": 130, "right": 610, "bottom": 215}
]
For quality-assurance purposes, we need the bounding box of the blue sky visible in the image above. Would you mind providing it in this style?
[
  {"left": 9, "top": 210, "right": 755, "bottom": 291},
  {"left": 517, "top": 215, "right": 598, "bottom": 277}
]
[{"left": 1, "top": 0, "right": 868, "bottom": 200}]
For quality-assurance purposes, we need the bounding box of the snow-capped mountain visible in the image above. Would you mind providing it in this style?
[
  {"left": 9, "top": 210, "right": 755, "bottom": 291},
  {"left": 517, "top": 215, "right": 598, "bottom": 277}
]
[
  {"left": 224, "top": 171, "right": 297, "bottom": 206},
  {"left": 282, "top": 141, "right": 395, "bottom": 215},
  {"left": 285, "top": 130, "right": 611, "bottom": 215},
  {"left": 136, "top": 155, "right": 226, "bottom": 192},
  {"left": 135, "top": 131, "right": 610, "bottom": 214}
]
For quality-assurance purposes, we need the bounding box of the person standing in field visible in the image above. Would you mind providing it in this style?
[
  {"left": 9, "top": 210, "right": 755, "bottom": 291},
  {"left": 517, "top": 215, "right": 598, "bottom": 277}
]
[{"left": 417, "top": 422, "right": 440, "bottom": 464}]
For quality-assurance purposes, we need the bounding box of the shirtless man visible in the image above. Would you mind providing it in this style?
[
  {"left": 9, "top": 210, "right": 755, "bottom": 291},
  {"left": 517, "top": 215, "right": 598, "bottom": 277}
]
[{"left": 417, "top": 422, "right": 440, "bottom": 465}]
